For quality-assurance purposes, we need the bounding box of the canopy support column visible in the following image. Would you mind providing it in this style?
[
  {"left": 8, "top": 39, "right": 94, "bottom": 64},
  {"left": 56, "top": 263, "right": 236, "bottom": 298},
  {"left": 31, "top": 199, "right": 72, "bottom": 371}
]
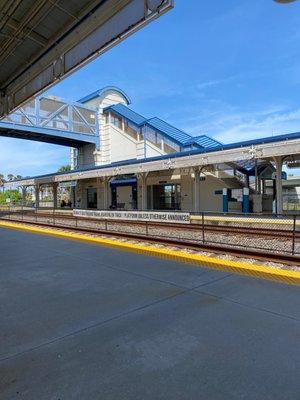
[
  {"left": 53, "top": 183, "right": 58, "bottom": 209},
  {"left": 35, "top": 185, "right": 40, "bottom": 209},
  {"left": 21, "top": 186, "right": 27, "bottom": 205},
  {"left": 254, "top": 160, "right": 259, "bottom": 194},
  {"left": 274, "top": 156, "right": 283, "bottom": 215},
  {"left": 103, "top": 177, "right": 111, "bottom": 210},
  {"left": 193, "top": 167, "right": 201, "bottom": 213},
  {"left": 137, "top": 172, "right": 148, "bottom": 211}
]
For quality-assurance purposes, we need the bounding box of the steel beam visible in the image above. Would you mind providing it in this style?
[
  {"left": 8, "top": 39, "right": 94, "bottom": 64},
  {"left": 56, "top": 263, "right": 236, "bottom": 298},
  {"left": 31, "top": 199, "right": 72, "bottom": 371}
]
[{"left": 0, "top": 0, "right": 173, "bottom": 117}]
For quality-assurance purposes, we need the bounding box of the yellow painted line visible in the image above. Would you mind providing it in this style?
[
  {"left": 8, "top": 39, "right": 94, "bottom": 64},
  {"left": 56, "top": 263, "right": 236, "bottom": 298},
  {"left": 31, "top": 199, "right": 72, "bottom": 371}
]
[{"left": 0, "top": 220, "right": 299, "bottom": 286}]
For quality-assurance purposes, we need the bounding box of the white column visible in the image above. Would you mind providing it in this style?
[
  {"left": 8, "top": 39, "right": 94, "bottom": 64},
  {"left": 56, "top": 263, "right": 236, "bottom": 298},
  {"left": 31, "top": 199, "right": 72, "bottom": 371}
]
[
  {"left": 138, "top": 172, "right": 148, "bottom": 210},
  {"left": 274, "top": 156, "right": 283, "bottom": 215},
  {"left": 193, "top": 167, "right": 200, "bottom": 213}
]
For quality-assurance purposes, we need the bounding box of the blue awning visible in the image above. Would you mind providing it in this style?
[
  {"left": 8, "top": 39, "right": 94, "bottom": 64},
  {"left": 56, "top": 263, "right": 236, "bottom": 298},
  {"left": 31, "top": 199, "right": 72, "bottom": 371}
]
[{"left": 110, "top": 178, "right": 137, "bottom": 187}]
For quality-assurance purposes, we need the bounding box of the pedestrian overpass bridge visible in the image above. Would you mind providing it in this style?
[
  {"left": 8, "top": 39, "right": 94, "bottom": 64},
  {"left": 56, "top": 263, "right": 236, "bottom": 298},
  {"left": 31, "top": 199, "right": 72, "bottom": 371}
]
[{"left": 0, "top": 96, "right": 99, "bottom": 148}]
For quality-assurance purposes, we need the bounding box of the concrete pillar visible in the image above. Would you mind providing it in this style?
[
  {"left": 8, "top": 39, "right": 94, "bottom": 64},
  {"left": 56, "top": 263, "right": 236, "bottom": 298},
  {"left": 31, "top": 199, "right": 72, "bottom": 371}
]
[
  {"left": 262, "top": 179, "right": 265, "bottom": 195},
  {"left": 244, "top": 174, "right": 250, "bottom": 188},
  {"left": 35, "top": 185, "right": 40, "bottom": 208},
  {"left": 21, "top": 186, "right": 27, "bottom": 205},
  {"left": 53, "top": 183, "right": 58, "bottom": 209},
  {"left": 193, "top": 167, "right": 200, "bottom": 213},
  {"left": 242, "top": 187, "right": 250, "bottom": 213},
  {"left": 103, "top": 177, "right": 110, "bottom": 209},
  {"left": 223, "top": 188, "right": 229, "bottom": 213},
  {"left": 274, "top": 156, "right": 283, "bottom": 215},
  {"left": 138, "top": 172, "right": 148, "bottom": 210},
  {"left": 258, "top": 178, "right": 262, "bottom": 195},
  {"left": 254, "top": 160, "right": 259, "bottom": 194}
]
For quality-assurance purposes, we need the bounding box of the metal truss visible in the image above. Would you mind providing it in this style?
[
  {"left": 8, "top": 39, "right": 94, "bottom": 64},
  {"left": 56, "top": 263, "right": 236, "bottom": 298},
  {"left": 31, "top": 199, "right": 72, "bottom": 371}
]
[{"left": 0, "top": 96, "right": 99, "bottom": 148}]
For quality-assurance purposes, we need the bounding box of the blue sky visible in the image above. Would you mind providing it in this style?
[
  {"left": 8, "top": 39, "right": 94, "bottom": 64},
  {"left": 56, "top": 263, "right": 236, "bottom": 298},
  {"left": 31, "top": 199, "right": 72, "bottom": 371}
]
[{"left": 2, "top": 0, "right": 300, "bottom": 176}]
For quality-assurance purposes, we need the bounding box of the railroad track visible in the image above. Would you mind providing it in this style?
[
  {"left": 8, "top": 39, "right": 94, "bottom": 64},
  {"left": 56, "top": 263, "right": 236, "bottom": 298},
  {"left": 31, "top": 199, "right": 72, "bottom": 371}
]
[
  {"left": 3, "top": 211, "right": 300, "bottom": 239},
  {"left": 1, "top": 212, "right": 300, "bottom": 266}
]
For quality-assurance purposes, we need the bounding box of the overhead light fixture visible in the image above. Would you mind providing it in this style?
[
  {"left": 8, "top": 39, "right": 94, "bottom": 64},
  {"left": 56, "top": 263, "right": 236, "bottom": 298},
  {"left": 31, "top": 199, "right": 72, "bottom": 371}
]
[{"left": 273, "top": 0, "right": 297, "bottom": 3}]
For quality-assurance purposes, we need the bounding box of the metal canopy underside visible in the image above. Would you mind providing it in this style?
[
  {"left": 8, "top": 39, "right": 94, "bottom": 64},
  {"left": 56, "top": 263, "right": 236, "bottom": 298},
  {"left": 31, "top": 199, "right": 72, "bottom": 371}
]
[{"left": 0, "top": 0, "right": 173, "bottom": 117}]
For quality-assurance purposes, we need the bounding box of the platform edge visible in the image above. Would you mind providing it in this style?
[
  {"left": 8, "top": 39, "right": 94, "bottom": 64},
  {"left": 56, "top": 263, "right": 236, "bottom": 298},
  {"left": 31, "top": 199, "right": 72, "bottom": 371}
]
[{"left": 1, "top": 220, "right": 299, "bottom": 286}]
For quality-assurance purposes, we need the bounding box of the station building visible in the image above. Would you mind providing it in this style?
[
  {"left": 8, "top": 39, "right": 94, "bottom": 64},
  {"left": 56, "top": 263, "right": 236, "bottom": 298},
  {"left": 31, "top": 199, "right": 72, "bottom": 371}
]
[{"left": 5, "top": 86, "right": 300, "bottom": 214}]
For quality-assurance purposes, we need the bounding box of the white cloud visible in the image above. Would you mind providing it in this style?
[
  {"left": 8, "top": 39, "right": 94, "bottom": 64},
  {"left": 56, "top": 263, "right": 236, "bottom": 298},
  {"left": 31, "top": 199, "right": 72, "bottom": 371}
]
[
  {"left": 214, "top": 108, "right": 300, "bottom": 144},
  {"left": 196, "top": 76, "right": 236, "bottom": 91},
  {"left": 197, "top": 80, "right": 225, "bottom": 90},
  {"left": 177, "top": 101, "right": 300, "bottom": 145},
  {"left": 0, "top": 138, "right": 69, "bottom": 178}
]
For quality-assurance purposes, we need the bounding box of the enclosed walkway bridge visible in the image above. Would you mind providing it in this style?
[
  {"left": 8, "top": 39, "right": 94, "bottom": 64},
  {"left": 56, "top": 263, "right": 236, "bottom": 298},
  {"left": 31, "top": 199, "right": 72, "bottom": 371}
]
[{"left": 0, "top": 96, "right": 99, "bottom": 148}]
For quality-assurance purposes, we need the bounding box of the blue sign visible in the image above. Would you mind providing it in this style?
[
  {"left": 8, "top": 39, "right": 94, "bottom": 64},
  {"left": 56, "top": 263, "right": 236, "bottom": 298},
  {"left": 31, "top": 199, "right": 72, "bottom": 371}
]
[{"left": 272, "top": 171, "right": 287, "bottom": 180}]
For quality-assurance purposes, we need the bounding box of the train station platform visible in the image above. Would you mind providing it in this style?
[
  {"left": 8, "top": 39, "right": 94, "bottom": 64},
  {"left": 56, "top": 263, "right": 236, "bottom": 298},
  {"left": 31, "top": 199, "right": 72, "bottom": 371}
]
[{"left": 0, "top": 227, "right": 299, "bottom": 399}]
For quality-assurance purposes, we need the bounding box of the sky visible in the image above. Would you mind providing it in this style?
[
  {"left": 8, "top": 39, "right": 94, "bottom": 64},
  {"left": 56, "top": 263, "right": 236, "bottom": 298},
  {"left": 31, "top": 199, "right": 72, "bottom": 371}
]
[{"left": 1, "top": 0, "right": 300, "bottom": 177}]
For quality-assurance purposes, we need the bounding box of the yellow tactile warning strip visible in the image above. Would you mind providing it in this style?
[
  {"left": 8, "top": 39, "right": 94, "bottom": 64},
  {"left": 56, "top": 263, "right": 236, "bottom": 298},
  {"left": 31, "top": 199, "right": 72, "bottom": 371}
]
[{"left": 0, "top": 220, "right": 300, "bottom": 286}]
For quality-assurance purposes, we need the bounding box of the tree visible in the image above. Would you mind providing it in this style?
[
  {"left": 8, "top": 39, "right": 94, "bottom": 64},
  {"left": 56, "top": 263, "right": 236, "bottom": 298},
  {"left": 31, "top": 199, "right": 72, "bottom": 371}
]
[
  {"left": 0, "top": 174, "right": 5, "bottom": 193},
  {"left": 0, "top": 190, "right": 22, "bottom": 205},
  {"left": 7, "top": 174, "right": 15, "bottom": 181},
  {"left": 57, "top": 165, "right": 71, "bottom": 173}
]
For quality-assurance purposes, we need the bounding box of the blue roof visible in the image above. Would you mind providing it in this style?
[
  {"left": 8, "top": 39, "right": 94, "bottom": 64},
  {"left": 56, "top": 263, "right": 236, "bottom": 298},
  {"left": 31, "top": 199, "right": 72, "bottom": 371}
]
[
  {"left": 106, "top": 103, "right": 147, "bottom": 126},
  {"left": 78, "top": 86, "right": 131, "bottom": 105},
  {"left": 105, "top": 104, "right": 194, "bottom": 145},
  {"left": 105, "top": 103, "right": 220, "bottom": 147},
  {"left": 146, "top": 117, "right": 191, "bottom": 145},
  {"left": 184, "top": 135, "right": 222, "bottom": 149}
]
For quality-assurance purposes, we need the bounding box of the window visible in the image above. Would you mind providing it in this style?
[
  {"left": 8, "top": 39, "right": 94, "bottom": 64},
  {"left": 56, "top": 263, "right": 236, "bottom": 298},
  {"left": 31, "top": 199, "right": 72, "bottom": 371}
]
[
  {"left": 143, "top": 126, "right": 162, "bottom": 149},
  {"left": 163, "top": 137, "right": 180, "bottom": 153},
  {"left": 142, "top": 126, "right": 180, "bottom": 153},
  {"left": 111, "top": 112, "right": 122, "bottom": 129},
  {"left": 152, "top": 184, "right": 181, "bottom": 210},
  {"left": 124, "top": 120, "right": 139, "bottom": 140}
]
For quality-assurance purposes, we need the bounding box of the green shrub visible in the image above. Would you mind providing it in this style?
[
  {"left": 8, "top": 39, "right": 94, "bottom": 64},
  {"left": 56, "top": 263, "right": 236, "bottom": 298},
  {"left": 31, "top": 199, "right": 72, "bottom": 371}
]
[{"left": 0, "top": 190, "right": 22, "bottom": 205}]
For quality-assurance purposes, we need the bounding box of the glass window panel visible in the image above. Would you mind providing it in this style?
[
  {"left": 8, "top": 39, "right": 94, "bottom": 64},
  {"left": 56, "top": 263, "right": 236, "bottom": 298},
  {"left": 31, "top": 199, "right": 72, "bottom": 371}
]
[
  {"left": 143, "top": 126, "right": 162, "bottom": 149},
  {"left": 4, "top": 113, "right": 24, "bottom": 124},
  {"left": 40, "top": 98, "right": 65, "bottom": 117},
  {"left": 73, "top": 122, "right": 93, "bottom": 134},
  {"left": 21, "top": 99, "right": 36, "bottom": 115},
  {"left": 74, "top": 107, "right": 96, "bottom": 125},
  {"left": 163, "top": 137, "right": 180, "bottom": 153},
  {"left": 42, "top": 118, "right": 69, "bottom": 130},
  {"left": 111, "top": 113, "right": 122, "bottom": 130},
  {"left": 124, "top": 120, "right": 139, "bottom": 140}
]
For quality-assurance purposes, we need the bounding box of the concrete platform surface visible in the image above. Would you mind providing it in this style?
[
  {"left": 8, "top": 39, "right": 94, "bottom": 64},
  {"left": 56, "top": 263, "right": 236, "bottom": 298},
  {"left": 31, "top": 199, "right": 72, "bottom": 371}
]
[{"left": 0, "top": 227, "right": 299, "bottom": 400}]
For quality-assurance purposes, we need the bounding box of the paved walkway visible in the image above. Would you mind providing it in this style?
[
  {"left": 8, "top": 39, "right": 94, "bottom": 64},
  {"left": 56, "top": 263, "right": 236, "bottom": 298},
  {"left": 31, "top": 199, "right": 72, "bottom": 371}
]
[{"left": 0, "top": 227, "right": 299, "bottom": 400}]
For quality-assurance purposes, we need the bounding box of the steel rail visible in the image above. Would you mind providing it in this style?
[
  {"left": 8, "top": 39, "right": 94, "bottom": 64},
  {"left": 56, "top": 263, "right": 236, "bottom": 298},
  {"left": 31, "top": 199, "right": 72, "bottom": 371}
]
[
  {"left": 1, "top": 213, "right": 300, "bottom": 266},
  {"left": 5, "top": 210, "right": 300, "bottom": 240}
]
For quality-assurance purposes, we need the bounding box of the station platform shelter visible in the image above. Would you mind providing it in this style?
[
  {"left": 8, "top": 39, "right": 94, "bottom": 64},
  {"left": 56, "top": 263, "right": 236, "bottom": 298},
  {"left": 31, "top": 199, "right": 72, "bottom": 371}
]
[{"left": 5, "top": 87, "right": 300, "bottom": 215}]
